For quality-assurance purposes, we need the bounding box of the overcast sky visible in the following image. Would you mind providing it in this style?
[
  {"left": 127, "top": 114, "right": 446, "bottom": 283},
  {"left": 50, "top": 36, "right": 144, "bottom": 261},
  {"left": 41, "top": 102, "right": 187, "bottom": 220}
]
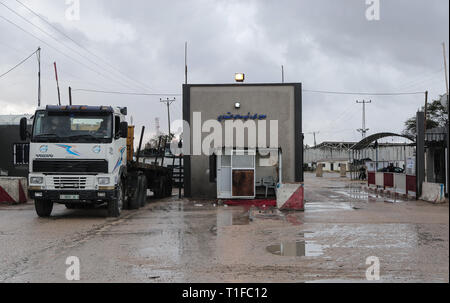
[{"left": 0, "top": 0, "right": 448, "bottom": 146}]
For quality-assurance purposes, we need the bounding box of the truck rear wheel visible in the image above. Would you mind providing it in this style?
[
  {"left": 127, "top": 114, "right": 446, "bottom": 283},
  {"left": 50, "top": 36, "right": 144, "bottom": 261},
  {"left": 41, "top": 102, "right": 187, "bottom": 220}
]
[
  {"left": 129, "top": 175, "right": 142, "bottom": 210},
  {"left": 154, "top": 178, "right": 164, "bottom": 199},
  {"left": 165, "top": 179, "right": 173, "bottom": 197},
  {"left": 108, "top": 180, "right": 123, "bottom": 217},
  {"left": 139, "top": 175, "right": 147, "bottom": 207},
  {"left": 35, "top": 199, "right": 53, "bottom": 217}
]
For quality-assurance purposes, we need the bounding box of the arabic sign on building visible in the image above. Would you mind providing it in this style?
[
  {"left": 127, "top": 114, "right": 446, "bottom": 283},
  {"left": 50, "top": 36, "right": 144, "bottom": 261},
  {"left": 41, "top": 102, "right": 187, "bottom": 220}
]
[{"left": 217, "top": 113, "right": 267, "bottom": 122}]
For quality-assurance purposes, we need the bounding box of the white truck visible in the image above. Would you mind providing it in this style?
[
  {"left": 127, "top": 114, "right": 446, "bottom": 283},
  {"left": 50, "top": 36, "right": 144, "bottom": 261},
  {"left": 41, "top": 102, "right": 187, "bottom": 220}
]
[{"left": 20, "top": 105, "right": 173, "bottom": 217}]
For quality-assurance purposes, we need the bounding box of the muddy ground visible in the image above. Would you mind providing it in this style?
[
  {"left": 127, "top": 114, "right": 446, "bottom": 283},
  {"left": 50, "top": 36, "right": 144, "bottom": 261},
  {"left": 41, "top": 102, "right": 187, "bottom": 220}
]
[{"left": 0, "top": 173, "right": 448, "bottom": 283}]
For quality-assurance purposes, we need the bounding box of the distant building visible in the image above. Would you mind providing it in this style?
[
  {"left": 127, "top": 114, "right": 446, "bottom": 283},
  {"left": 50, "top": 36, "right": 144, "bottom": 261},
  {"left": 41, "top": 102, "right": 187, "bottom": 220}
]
[
  {"left": 304, "top": 141, "right": 415, "bottom": 171},
  {"left": 0, "top": 115, "right": 33, "bottom": 177}
]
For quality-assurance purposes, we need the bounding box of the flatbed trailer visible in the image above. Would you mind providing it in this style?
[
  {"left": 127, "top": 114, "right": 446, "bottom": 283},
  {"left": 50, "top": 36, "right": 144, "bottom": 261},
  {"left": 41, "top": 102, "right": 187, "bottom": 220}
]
[{"left": 122, "top": 126, "right": 173, "bottom": 211}]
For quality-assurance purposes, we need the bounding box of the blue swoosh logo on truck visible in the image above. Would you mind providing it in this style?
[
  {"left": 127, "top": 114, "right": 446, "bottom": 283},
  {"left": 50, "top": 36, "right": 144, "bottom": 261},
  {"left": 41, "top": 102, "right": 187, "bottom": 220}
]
[
  {"left": 56, "top": 144, "right": 80, "bottom": 156},
  {"left": 113, "top": 147, "right": 126, "bottom": 172}
]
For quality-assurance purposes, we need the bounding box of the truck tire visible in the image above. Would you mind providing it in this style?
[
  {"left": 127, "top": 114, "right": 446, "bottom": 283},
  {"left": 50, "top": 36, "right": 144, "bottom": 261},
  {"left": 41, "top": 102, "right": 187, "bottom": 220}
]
[
  {"left": 108, "top": 180, "right": 124, "bottom": 217},
  {"left": 129, "top": 175, "right": 142, "bottom": 210},
  {"left": 35, "top": 199, "right": 53, "bottom": 217},
  {"left": 154, "top": 178, "right": 164, "bottom": 199},
  {"left": 165, "top": 178, "right": 173, "bottom": 197},
  {"left": 139, "top": 175, "right": 147, "bottom": 207}
]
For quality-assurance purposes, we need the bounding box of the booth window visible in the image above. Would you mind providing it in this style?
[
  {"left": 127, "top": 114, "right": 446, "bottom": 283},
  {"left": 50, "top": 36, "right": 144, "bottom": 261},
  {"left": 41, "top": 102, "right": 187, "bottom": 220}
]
[{"left": 13, "top": 143, "right": 30, "bottom": 165}]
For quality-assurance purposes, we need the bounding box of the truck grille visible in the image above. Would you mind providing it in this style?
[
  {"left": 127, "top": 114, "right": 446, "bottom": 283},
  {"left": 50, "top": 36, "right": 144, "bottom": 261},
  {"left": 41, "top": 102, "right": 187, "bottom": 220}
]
[
  {"left": 53, "top": 176, "right": 88, "bottom": 189},
  {"left": 33, "top": 160, "right": 108, "bottom": 173}
]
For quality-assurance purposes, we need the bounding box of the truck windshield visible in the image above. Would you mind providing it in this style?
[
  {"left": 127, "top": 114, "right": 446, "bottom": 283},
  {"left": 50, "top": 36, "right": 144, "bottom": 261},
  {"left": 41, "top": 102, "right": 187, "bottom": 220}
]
[{"left": 32, "top": 111, "right": 113, "bottom": 143}]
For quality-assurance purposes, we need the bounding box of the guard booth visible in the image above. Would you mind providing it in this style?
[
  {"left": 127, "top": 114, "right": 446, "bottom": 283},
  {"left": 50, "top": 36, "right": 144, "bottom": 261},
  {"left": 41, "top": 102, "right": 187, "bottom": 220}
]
[{"left": 183, "top": 83, "right": 303, "bottom": 199}]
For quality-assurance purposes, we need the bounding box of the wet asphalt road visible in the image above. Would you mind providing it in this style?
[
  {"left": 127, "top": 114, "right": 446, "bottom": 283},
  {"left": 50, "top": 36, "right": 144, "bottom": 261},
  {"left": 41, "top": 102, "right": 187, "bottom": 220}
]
[{"left": 0, "top": 173, "right": 448, "bottom": 283}]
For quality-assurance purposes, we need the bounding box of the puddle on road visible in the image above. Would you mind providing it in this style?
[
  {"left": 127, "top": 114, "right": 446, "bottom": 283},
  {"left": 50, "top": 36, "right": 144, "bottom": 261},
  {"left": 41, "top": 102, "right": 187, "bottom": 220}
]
[
  {"left": 266, "top": 241, "right": 323, "bottom": 257},
  {"left": 217, "top": 210, "right": 250, "bottom": 227},
  {"left": 267, "top": 232, "right": 324, "bottom": 257},
  {"left": 211, "top": 209, "right": 250, "bottom": 235},
  {"left": 305, "top": 202, "right": 354, "bottom": 212}
]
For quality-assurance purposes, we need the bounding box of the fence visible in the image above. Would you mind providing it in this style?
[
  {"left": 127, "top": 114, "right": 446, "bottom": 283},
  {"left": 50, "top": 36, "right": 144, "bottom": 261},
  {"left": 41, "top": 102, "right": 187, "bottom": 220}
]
[{"left": 368, "top": 172, "right": 416, "bottom": 197}]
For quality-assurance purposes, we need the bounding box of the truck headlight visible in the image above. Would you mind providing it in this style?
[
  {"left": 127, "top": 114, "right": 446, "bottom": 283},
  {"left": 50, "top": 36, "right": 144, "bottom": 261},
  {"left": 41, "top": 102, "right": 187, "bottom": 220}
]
[
  {"left": 97, "top": 177, "right": 110, "bottom": 185},
  {"left": 30, "top": 177, "right": 44, "bottom": 185}
]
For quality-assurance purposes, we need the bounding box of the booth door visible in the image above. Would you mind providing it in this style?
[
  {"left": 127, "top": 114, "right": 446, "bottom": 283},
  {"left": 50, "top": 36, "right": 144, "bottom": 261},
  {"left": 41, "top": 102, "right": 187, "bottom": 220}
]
[{"left": 231, "top": 151, "right": 256, "bottom": 198}]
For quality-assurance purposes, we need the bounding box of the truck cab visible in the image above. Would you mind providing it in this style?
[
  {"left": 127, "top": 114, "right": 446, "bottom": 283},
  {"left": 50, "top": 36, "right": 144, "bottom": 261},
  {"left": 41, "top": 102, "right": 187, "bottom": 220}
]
[{"left": 22, "top": 105, "right": 129, "bottom": 217}]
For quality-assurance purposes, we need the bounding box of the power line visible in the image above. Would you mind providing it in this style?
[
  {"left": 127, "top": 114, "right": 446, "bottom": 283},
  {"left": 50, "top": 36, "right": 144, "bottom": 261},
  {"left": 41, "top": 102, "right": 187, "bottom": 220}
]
[
  {"left": 303, "top": 89, "right": 424, "bottom": 96},
  {"left": 14, "top": 0, "right": 153, "bottom": 92},
  {"left": 0, "top": 7, "right": 139, "bottom": 92},
  {"left": 0, "top": 0, "right": 144, "bottom": 91},
  {"left": 0, "top": 48, "right": 38, "bottom": 79},
  {"left": 72, "top": 88, "right": 181, "bottom": 96}
]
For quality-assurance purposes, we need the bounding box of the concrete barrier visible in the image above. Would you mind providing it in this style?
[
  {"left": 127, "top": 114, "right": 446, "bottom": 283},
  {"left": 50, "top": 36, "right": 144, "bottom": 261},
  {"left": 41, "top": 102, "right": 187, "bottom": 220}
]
[
  {"left": 0, "top": 177, "right": 28, "bottom": 204},
  {"left": 368, "top": 172, "right": 416, "bottom": 198},
  {"left": 316, "top": 165, "right": 323, "bottom": 178},
  {"left": 340, "top": 164, "right": 347, "bottom": 177},
  {"left": 276, "top": 183, "right": 304, "bottom": 211},
  {"left": 420, "top": 182, "right": 447, "bottom": 204}
]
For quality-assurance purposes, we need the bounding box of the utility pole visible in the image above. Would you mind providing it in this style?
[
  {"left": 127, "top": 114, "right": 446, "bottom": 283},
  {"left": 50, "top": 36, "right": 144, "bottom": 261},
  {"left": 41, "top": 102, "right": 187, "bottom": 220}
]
[
  {"left": 424, "top": 91, "right": 428, "bottom": 130},
  {"left": 53, "top": 62, "right": 61, "bottom": 106},
  {"left": 281, "top": 65, "right": 285, "bottom": 83},
  {"left": 356, "top": 100, "right": 371, "bottom": 139},
  {"left": 442, "top": 42, "right": 449, "bottom": 196},
  {"left": 185, "top": 42, "right": 188, "bottom": 85},
  {"left": 161, "top": 98, "right": 176, "bottom": 136},
  {"left": 37, "top": 47, "right": 41, "bottom": 107}
]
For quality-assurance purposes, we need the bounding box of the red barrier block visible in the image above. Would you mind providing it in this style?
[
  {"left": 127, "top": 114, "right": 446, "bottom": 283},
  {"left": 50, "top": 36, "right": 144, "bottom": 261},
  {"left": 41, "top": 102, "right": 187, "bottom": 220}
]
[
  {"left": 384, "top": 173, "right": 394, "bottom": 188},
  {"left": 368, "top": 172, "right": 376, "bottom": 185}
]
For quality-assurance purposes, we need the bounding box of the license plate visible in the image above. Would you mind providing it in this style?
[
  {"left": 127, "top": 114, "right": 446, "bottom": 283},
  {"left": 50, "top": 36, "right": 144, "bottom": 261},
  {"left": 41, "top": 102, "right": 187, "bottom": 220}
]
[{"left": 60, "top": 195, "right": 79, "bottom": 200}]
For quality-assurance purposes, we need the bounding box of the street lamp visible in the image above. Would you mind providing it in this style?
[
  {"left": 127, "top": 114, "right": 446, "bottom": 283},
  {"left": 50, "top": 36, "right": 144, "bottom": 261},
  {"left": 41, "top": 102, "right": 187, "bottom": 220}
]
[{"left": 235, "top": 73, "right": 245, "bottom": 83}]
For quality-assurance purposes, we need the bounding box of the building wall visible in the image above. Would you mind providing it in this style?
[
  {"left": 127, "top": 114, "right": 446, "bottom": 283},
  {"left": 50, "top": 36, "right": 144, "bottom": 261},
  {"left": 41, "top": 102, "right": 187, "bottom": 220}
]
[
  {"left": 305, "top": 145, "right": 415, "bottom": 165},
  {"left": 184, "top": 84, "right": 302, "bottom": 198},
  {"left": 0, "top": 125, "right": 30, "bottom": 177},
  {"left": 319, "top": 161, "right": 349, "bottom": 172}
]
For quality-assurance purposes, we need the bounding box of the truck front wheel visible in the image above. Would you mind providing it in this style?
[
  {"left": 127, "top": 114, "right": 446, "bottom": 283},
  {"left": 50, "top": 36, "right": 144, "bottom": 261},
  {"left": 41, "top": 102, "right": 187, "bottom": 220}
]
[
  {"left": 35, "top": 199, "right": 53, "bottom": 217},
  {"left": 108, "top": 181, "right": 124, "bottom": 217}
]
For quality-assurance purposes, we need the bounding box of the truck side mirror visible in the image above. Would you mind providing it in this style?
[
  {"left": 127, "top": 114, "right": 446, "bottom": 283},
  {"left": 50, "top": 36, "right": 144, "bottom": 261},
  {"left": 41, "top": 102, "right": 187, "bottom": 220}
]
[
  {"left": 20, "top": 117, "right": 28, "bottom": 141},
  {"left": 120, "top": 122, "right": 128, "bottom": 138}
]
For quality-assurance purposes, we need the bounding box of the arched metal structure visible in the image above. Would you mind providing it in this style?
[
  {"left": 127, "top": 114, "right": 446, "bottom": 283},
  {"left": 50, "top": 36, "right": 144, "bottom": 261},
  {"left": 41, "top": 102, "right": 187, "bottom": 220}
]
[{"left": 351, "top": 133, "right": 415, "bottom": 150}]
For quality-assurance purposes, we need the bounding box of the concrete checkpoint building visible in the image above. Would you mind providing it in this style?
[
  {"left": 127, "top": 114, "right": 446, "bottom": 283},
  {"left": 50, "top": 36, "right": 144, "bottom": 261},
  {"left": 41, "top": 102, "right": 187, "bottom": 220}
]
[{"left": 182, "top": 83, "right": 304, "bottom": 199}]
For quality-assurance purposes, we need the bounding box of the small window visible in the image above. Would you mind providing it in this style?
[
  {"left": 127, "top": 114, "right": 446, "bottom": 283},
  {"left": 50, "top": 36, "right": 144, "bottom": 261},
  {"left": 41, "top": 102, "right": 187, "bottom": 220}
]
[{"left": 14, "top": 143, "right": 29, "bottom": 165}]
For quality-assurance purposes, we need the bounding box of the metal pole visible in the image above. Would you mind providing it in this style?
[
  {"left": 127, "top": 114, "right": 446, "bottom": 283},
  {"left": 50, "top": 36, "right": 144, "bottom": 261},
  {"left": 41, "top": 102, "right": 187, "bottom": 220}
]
[
  {"left": 53, "top": 62, "right": 61, "bottom": 106},
  {"left": 179, "top": 153, "right": 182, "bottom": 199},
  {"left": 136, "top": 126, "right": 145, "bottom": 165},
  {"left": 69, "top": 86, "right": 72, "bottom": 106},
  {"left": 424, "top": 91, "right": 428, "bottom": 130},
  {"left": 281, "top": 65, "right": 284, "bottom": 83},
  {"left": 416, "top": 112, "right": 425, "bottom": 198},
  {"left": 442, "top": 42, "right": 449, "bottom": 195},
  {"left": 37, "top": 47, "right": 41, "bottom": 107},
  {"left": 185, "top": 42, "right": 188, "bottom": 85}
]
